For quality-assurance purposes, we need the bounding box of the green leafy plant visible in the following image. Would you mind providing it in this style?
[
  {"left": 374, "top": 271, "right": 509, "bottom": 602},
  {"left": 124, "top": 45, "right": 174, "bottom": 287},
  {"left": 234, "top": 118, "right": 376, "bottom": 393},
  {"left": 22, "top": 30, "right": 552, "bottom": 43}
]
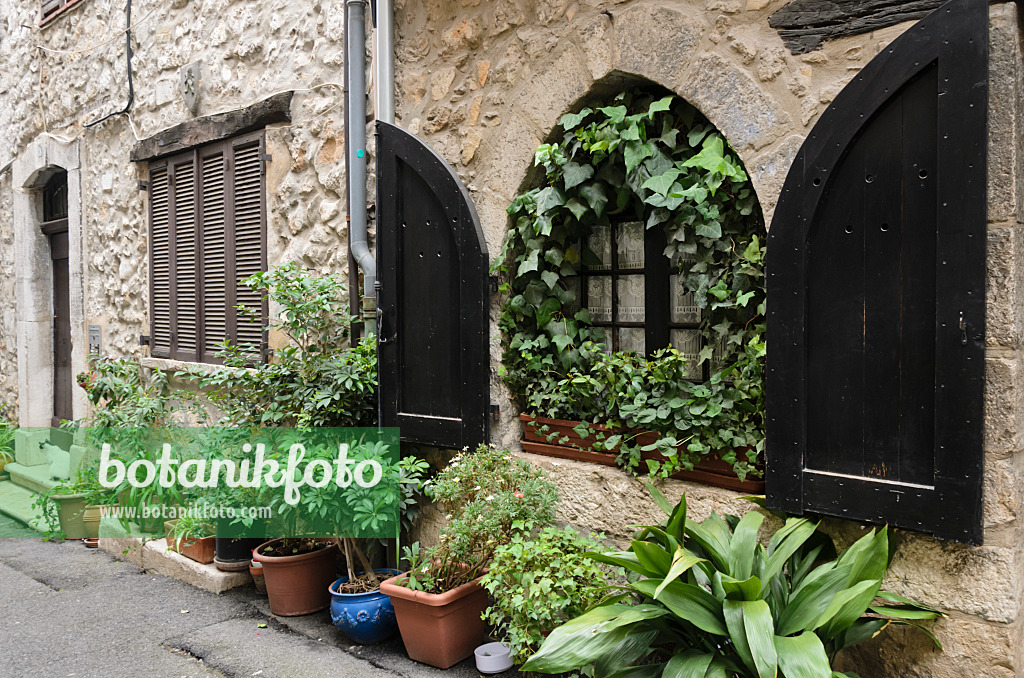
[
  {"left": 168, "top": 513, "right": 214, "bottom": 551},
  {"left": 523, "top": 486, "right": 942, "bottom": 677},
  {"left": 180, "top": 261, "right": 376, "bottom": 428},
  {"left": 32, "top": 465, "right": 104, "bottom": 541},
  {"left": 400, "top": 444, "right": 559, "bottom": 594},
  {"left": 482, "top": 525, "right": 619, "bottom": 668},
  {"left": 494, "top": 90, "right": 766, "bottom": 480}
]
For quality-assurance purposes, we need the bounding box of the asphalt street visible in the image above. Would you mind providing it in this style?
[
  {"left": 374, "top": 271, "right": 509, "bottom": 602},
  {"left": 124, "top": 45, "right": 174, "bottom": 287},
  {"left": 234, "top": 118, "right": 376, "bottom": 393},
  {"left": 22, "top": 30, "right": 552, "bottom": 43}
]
[{"left": 0, "top": 522, "right": 506, "bottom": 678}]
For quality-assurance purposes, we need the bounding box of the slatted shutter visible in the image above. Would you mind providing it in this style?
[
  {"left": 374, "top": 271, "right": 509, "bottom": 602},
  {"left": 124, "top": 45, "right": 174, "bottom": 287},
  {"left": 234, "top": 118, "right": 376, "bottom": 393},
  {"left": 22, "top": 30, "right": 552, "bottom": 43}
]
[
  {"left": 148, "top": 132, "right": 267, "bottom": 365},
  {"left": 149, "top": 164, "right": 172, "bottom": 358},
  {"left": 376, "top": 121, "right": 490, "bottom": 449},
  {"left": 200, "top": 147, "right": 228, "bottom": 363},
  {"left": 171, "top": 157, "right": 199, "bottom": 362},
  {"left": 766, "top": 0, "right": 987, "bottom": 544},
  {"left": 41, "top": 0, "right": 66, "bottom": 20},
  {"left": 229, "top": 135, "right": 267, "bottom": 359}
]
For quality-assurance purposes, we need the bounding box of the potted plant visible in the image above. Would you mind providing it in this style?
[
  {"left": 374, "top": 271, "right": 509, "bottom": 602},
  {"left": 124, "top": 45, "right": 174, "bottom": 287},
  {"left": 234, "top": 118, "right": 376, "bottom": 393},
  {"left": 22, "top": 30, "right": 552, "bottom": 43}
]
[
  {"left": 253, "top": 538, "right": 339, "bottom": 616},
  {"left": 480, "top": 525, "right": 617, "bottom": 670},
  {"left": 34, "top": 468, "right": 97, "bottom": 540},
  {"left": 165, "top": 514, "right": 216, "bottom": 564},
  {"left": 328, "top": 455, "right": 429, "bottom": 645},
  {"left": 522, "top": 485, "right": 944, "bottom": 676},
  {"left": 380, "top": 444, "right": 558, "bottom": 669}
]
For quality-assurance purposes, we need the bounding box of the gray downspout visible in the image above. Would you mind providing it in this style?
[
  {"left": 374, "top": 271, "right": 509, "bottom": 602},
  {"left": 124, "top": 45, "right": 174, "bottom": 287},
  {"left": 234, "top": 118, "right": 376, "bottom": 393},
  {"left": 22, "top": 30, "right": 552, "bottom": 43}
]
[
  {"left": 375, "top": 0, "right": 395, "bottom": 125},
  {"left": 345, "top": 0, "right": 376, "bottom": 336}
]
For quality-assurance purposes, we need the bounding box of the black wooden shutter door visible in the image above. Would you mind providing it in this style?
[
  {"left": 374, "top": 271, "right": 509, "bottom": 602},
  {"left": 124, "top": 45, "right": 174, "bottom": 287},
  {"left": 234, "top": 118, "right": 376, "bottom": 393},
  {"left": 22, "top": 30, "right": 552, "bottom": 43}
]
[
  {"left": 200, "top": 146, "right": 228, "bottom": 363},
  {"left": 149, "top": 163, "right": 172, "bottom": 358},
  {"left": 766, "top": 0, "right": 987, "bottom": 544},
  {"left": 376, "top": 121, "right": 489, "bottom": 449},
  {"left": 229, "top": 135, "right": 267, "bottom": 359},
  {"left": 171, "top": 156, "right": 199, "bottom": 362}
]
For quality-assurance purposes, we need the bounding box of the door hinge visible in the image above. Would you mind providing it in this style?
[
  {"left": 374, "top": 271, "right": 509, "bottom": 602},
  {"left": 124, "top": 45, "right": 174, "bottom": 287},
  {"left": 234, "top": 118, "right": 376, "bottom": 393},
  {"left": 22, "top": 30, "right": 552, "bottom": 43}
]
[
  {"left": 138, "top": 180, "right": 149, "bottom": 191},
  {"left": 139, "top": 335, "right": 151, "bottom": 346},
  {"left": 489, "top": 404, "right": 500, "bottom": 421}
]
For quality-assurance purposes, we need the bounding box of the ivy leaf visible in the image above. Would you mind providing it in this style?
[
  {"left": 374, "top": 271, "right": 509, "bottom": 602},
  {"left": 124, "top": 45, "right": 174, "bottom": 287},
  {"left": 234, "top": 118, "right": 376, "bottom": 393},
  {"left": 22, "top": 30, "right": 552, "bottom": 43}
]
[
  {"left": 523, "top": 281, "right": 547, "bottom": 307},
  {"left": 563, "top": 162, "right": 595, "bottom": 190},
  {"left": 683, "top": 135, "right": 728, "bottom": 175},
  {"left": 544, "top": 248, "right": 564, "bottom": 267},
  {"left": 574, "top": 309, "right": 592, "bottom": 324},
  {"left": 696, "top": 221, "right": 722, "bottom": 239},
  {"left": 541, "top": 270, "right": 560, "bottom": 289},
  {"left": 642, "top": 169, "right": 683, "bottom": 197},
  {"left": 625, "top": 141, "right": 655, "bottom": 175},
  {"left": 517, "top": 249, "right": 540, "bottom": 276},
  {"left": 536, "top": 297, "right": 562, "bottom": 328},
  {"left": 742, "top": 236, "right": 763, "bottom": 264},
  {"left": 647, "top": 96, "right": 673, "bottom": 118},
  {"left": 564, "top": 246, "right": 580, "bottom": 265},
  {"left": 579, "top": 183, "right": 608, "bottom": 218},
  {"left": 536, "top": 186, "right": 568, "bottom": 214},
  {"left": 559, "top": 108, "right": 593, "bottom": 130},
  {"left": 552, "top": 334, "right": 572, "bottom": 353},
  {"left": 566, "top": 198, "right": 588, "bottom": 221},
  {"left": 687, "top": 124, "right": 708, "bottom": 148},
  {"left": 599, "top": 105, "right": 628, "bottom": 124}
]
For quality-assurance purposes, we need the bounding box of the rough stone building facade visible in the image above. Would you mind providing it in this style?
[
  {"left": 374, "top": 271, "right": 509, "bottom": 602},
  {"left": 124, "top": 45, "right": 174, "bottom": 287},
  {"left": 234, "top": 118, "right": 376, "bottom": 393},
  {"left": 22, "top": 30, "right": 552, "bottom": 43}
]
[{"left": 0, "top": 0, "right": 1022, "bottom": 674}]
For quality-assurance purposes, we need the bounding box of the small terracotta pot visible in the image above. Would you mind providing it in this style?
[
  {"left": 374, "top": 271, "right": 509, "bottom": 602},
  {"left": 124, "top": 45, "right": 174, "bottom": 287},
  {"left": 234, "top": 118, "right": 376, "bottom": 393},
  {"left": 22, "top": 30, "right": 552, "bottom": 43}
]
[
  {"left": 83, "top": 505, "right": 103, "bottom": 540},
  {"left": 380, "top": 572, "right": 489, "bottom": 669},
  {"left": 250, "top": 561, "right": 267, "bottom": 595},
  {"left": 254, "top": 539, "right": 338, "bottom": 616}
]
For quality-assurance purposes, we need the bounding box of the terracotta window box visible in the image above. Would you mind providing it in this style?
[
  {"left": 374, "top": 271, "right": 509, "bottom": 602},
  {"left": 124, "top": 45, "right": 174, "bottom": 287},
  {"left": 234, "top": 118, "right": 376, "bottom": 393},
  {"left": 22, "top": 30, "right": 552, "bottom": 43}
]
[{"left": 520, "top": 413, "right": 765, "bottom": 493}]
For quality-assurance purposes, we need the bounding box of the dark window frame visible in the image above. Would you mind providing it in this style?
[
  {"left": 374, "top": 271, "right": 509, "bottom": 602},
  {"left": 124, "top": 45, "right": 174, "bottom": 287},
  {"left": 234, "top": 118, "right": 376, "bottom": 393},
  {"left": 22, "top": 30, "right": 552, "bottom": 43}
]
[
  {"left": 573, "top": 221, "right": 708, "bottom": 380},
  {"left": 147, "top": 130, "right": 268, "bottom": 364}
]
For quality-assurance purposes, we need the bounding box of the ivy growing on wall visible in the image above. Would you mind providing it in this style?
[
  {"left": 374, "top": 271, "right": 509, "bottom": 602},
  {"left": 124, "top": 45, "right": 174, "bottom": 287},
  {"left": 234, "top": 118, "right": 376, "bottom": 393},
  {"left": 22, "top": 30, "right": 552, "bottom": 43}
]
[{"left": 492, "top": 90, "right": 767, "bottom": 480}]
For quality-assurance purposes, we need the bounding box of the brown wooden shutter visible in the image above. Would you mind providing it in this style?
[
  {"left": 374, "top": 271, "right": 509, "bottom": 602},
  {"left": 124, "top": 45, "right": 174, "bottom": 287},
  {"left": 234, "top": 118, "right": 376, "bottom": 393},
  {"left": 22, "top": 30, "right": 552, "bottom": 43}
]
[
  {"left": 171, "top": 156, "right": 199, "bottom": 362},
  {"left": 149, "top": 163, "right": 172, "bottom": 358},
  {"left": 229, "top": 135, "right": 267, "bottom": 359},
  {"left": 199, "top": 146, "right": 229, "bottom": 363}
]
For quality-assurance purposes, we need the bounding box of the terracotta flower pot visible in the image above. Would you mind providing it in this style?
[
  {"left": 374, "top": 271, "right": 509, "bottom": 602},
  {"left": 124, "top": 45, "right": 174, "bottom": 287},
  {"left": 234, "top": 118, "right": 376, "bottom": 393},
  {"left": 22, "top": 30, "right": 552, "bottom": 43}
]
[
  {"left": 380, "top": 572, "right": 489, "bottom": 669},
  {"left": 53, "top": 493, "right": 88, "bottom": 539},
  {"left": 83, "top": 505, "right": 103, "bottom": 540},
  {"left": 254, "top": 539, "right": 338, "bottom": 616}
]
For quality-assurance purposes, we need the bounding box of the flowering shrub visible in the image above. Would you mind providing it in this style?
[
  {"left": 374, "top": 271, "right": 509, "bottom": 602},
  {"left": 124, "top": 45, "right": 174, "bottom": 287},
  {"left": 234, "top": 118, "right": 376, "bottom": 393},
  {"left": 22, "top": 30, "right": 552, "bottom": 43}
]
[{"left": 400, "top": 444, "right": 558, "bottom": 594}]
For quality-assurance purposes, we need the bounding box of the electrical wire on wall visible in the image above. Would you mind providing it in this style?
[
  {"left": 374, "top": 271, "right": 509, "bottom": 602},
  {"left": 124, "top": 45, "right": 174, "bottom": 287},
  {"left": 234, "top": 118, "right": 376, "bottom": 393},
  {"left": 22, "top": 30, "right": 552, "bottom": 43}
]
[{"left": 84, "top": 0, "right": 133, "bottom": 128}]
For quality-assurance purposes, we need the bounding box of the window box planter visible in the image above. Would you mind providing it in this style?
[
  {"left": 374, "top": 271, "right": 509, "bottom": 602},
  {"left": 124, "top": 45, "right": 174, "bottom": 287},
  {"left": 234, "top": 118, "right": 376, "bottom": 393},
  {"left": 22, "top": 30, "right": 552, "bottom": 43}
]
[
  {"left": 379, "top": 572, "right": 489, "bottom": 669},
  {"left": 163, "top": 520, "right": 216, "bottom": 565},
  {"left": 520, "top": 414, "right": 765, "bottom": 493}
]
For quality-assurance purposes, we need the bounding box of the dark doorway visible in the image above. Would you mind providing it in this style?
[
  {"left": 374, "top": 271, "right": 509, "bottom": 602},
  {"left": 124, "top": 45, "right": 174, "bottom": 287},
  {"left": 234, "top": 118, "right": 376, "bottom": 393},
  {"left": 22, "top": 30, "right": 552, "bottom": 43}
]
[{"left": 42, "top": 171, "right": 72, "bottom": 428}]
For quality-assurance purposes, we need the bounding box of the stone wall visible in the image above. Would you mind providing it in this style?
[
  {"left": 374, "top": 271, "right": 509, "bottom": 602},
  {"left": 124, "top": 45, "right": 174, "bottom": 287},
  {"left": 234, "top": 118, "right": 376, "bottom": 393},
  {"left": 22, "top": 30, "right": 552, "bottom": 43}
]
[{"left": 0, "top": 0, "right": 1020, "bottom": 674}]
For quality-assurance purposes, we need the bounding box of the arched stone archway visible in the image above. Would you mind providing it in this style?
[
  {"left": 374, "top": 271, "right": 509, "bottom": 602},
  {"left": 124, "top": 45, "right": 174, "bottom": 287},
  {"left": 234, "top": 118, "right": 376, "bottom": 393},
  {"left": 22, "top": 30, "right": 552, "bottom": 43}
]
[{"left": 12, "top": 135, "right": 86, "bottom": 430}]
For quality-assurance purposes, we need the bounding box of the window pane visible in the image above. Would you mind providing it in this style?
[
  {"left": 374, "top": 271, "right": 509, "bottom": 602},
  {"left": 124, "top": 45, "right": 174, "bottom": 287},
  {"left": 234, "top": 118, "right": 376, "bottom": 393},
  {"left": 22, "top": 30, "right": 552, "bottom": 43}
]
[
  {"left": 618, "top": 327, "right": 645, "bottom": 355},
  {"left": 671, "top": 329, "right": 703, "bottom": 379},
  {"left": 587, "top": 276, "right": 612, "bottom": 323},
  {"left": 585, "top": 225, "right": 612, "bottom": 271},
  {"left": 617, "top": 275, "right": 645, "bottom": 323},
  {"left": 670, "top": 274, "right": 701, "bottom": 324},
  {"left": 616, "top": 221, "right": 645, "bottom": 270}
]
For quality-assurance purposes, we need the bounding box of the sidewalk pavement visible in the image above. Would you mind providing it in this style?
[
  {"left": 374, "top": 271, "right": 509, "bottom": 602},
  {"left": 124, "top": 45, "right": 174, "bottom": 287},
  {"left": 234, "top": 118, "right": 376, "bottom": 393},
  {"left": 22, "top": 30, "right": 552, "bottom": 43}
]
[{"left": 0, "top": 521, "right": 511, "bottom": 678}]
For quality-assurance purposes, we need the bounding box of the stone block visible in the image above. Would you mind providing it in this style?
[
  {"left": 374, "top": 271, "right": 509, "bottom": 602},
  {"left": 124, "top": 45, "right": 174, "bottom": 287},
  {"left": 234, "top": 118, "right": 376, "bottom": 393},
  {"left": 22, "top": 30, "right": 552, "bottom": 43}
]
[
  {"left": 984, "top": 357, "right": 1024, "bottom": 454},
  {"left": 988, "top": 3, "right": 1021, "bottom": 224},
  {"left": 613, "top": 3, "right": 706, "bottom": 88},
  {"left": 515, "top": 46, "right": 593, "bottom": 137},
  {"left": 573, "top": 12, "right": 613, "bottom": 81},
  {"left": 986, "top": 227, "right": 1024, "bottom": 349},
  {"left": 680, "top": 54, "right": 793, "bottom": 152},
  {"left": 752, "top": 134, "right": 803, "bottom": 227},
  {"left": 14, "top": 427, "right": 48, "bottom": 466},
  {"left": 480, "top": 112, "right": 543, "bottom": 200},
  {"left": 99, "top": 537, "right": 251, "bottom": 594},
  {"left": 836, "top": 614, "right": 1017, "bottom": 677}
]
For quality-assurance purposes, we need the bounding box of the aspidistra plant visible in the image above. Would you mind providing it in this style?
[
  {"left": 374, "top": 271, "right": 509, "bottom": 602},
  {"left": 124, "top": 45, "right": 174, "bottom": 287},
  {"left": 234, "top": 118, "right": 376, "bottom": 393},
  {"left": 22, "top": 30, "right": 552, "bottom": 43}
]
[{"left": 523, "top": 484, "right": 942, "bottom": 677}]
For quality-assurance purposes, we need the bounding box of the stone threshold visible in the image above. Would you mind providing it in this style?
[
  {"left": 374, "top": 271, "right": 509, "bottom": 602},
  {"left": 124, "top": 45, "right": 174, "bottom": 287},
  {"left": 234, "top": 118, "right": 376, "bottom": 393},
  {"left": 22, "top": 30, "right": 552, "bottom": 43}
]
[{"left": 99, "top": 536, "right": 252, "bottom": 595}]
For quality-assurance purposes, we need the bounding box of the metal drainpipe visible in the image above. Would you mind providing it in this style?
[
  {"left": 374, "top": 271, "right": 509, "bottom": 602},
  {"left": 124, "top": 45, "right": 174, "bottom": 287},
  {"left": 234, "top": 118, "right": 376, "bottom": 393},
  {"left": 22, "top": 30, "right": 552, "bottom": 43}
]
[
  {"left": 345, "top": 0, "right": 376, "bottom": 336},
  {"left": 375, "top": 0, "right": 395, "bottom": 125}
]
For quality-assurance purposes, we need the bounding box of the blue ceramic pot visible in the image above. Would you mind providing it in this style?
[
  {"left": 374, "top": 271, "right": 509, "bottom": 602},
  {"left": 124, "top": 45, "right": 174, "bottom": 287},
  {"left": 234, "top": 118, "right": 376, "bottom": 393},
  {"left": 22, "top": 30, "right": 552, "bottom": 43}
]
[{"left": 329, "top": 568, "right": 400, "bottom": 645}]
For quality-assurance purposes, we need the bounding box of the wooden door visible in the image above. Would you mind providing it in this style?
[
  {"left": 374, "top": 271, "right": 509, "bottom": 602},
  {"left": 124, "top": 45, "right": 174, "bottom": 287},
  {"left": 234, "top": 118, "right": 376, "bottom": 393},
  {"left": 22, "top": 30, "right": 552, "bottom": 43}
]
[{"left": 50, "top": 230, "right": 72, "bottom": 427}]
